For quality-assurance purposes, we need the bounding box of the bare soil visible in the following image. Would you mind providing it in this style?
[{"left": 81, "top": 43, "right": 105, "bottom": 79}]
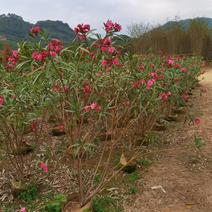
[{"left": 124, "top": 67, "right": 212, "bottom": 212}]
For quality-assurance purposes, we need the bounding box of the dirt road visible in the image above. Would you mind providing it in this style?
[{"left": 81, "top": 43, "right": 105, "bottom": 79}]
[{"left": 125, "top": 68, "right": 212, "bottom": 212}]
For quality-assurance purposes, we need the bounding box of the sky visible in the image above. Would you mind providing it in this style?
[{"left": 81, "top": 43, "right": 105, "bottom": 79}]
[{"left": 0, "top": 0, "right": 212, "bottom": 34}]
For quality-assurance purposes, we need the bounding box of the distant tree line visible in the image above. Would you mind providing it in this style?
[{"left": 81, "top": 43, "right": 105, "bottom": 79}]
[{"left": 128, "top": 19, "right": 212, "bottom": 60}]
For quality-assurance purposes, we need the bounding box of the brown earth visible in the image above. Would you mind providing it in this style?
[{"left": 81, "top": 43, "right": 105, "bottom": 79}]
[{"left": 125, "top": 68, "right": 212, "bottom": 212}]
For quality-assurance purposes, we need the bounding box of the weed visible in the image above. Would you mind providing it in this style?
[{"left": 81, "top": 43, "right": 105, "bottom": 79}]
[
  {"left": 128, "top": 186, "right": 139, "bottom": 195},
  {"left": 92, "top": 195, "right": 122, "bottom": 212},
  {"left": 127, "top": 172, "right": 140, "bottom": 184},
  {"left": 194, "top": 136, "right": 205, "bottom": 149},
  {"left": 138, "top": 159, "right": 153, "bottom": 168},
  {"left": 18, "top": 184, "right": 38, "bottom": 203}
]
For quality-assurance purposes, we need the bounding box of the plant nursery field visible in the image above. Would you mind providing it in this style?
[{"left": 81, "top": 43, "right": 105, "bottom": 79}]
[{"left": 0, "top": 21, "right": 211, "bottom": 212}]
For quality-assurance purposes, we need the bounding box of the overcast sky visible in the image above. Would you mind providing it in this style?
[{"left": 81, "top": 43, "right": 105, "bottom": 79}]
[{"left": 0, "top": 0, "right": 212, "bottom": 34}]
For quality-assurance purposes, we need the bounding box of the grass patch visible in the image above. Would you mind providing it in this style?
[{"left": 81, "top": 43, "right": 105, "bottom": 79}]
[
  {"left": 138, "top": 159, "right": 153, "bottom": 168},
  {"left": 92, "top": 195, "right": 123, "bottom": 212}
]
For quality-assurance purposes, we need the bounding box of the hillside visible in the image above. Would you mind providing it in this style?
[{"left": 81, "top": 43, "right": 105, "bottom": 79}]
[
  {"left": 162, "top": 17, "right": 212, "bottom": 30},
  {"left": 0, "top": 13, "right": 75, "bottom": 48}
]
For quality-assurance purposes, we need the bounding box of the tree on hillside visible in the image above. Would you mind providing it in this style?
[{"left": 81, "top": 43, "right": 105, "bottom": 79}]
[{"left": 188, "top": 20, "right": 210, "bottom": 55}]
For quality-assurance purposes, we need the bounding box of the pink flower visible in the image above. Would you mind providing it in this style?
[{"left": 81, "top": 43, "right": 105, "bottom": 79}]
[
  {"left": 104, "top": 20, "right": 114, "bottom": 33},
  {"left": 40, "top": 162, "right": 48, "bottom": 173},
  {"left": 100, "top": 37, "right": 113, "bottom": 53},
  {"left": 114, "top": 23, "right": 122, "bottom": 32},
  {"left": 32, "top": 50, "right": 48, "bottom": 63},
  {"left": 159, "top": 92, "right": 172, "bottom": 101},
  {"left": 63, "top": 86, "right": 70, "bottom": 94},
  {"left": 7, "top": 50, "right": 19, "bottom": 68},
  {"left": 101, "top": 60, "right": 108, "bottom": 67},
  {"left": 108, "top": 47, "right": 115, "bottom": 54},
  {"left": 104, "top": 20, "right": 121, "bottom": 33},
  {"left": 31, "top": 121, "right": 38, "bottom": 132},
  {"left": 30, "top": 26, "right": 41, "bottom": 36},
  {"left": 12, "top": 95, "right": 17, "bottom": 100},
  {"left": 112, "top": 58, "right": 119, "bottom": 66},
  {"left": 182, "top": 93, "right": 189, "bottom": 102},
  {"left": 20, "top": 208, "right": 26, "bottom": 212},
  {"left": 96, "top": 72, "right": 103, "bottom": 77},
  {"left": 139, "top": 64, "right": 145, "bottom": 72},
  {"left": 74, "top": 24, "right": 90, "bottom": 41},
  {"left": 167, "top": 57, "right": 174, "bottom": 66},
  {"left": 83, "top": 83, "right": 92, "bottom": 95},
  {"left": 74, "top": 24, "right": 90, "bottom": 34},
  {"left": 59, "top": 124, "right": 65, "bottom": 132},
  {"left": 0, "top": 96, "right": 5, "bottom": 106},
  {"left": 194, "top": 118, "right": 201, "bottom": 126},
  {"left": 101, "top": 46, "right": 108, "bottom": 52},
  {"left": 51, "top": 83, "right": 62, "bottom": 93},
  {"left": 146, "top": 79, "right": 156, "bottom": 90},
  {"left": 149, "top": 64, "right": 155, "bottom": 69},
  {"left": 90, "top": 52, "right": 96, "bottom": 60},
  {"left": 49, "top": 51, "right": 57, "bottom": 57},
  {"left": 102, "top": 37, "right": 112, "bottom": 46},
  {"left": 90, "top": 103, "right": 97, "bottom": 110},
  {"left": 181, "top": 68, "right": 188, "bottom": 73},
  {"left": 84, "top": 102, "right": 101, "bottom": 113},
  {"left": 76, "top": 34, "right": 87, "bottom": 41},
  {"left": 84, "top": 105, "right": 92, "bottom": 112},
  {"left": 32, "top": 52, "right": 43, "bottom": 62},
  {"left": 90, "top": 102, "right": 101, "bottom": 112},
  {"left": 48, "top": 39, "right": 64, "bottom": 55},
  {"left": 12, "top": 50, "right": 19, "bottom": 60},
  {"left": 150, "top": 72, "right": 158, "bottom": 80},
  {"left": 174, "top": 64, "right": 181, "bottom": 69},
  {"left": 132, "top": 79, "right": 146, "bottom": 89}
]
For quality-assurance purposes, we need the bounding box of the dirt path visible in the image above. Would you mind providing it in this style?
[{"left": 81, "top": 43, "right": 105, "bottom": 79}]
[{"left": 125, "top": 68, "right": 212, "bottom": 212}]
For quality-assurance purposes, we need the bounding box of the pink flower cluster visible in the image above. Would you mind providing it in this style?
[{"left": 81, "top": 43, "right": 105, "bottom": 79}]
[
  {"left": 146, "top": 71, "right": 159, "bottom": 90},
  {"left": 32, "top": 51, "right": 48, "bottom": 62},
  {"left": 159, "top": 91, "right": 172, "bottom": 101},
  {"left": 150, "top": 72, "right": 158, "bottom": 80},
  {"left": 132, "top": 79, "right": 146, "bottom": 89},
  {"left": 101, "top": 58, "right": 121, "bottom": 70},
  {"left": 167, "top": 57, "right": 175, "bottom": 66},
  {"left": 40, "top": 162, "right": 48, "bottom": 173},
  {"left": 0, "top": 96, "right": 4, "bottom": 106},
  {"left": 7, "top": 50, "right": 19, "bottom": 68},
  {"left": 181, "top": 67, "right": 188, "bottom": 73},
  {"left": 84, "top": 102, "right": 101, "bottom": 113},
  {"left": 74, "top": 24, "right": 90, "bottom": 41},
  {"left": 146, "top": 79, "right": 156, "bottom": 90},
  {"left": 138, "top": 64, "right": 145, "bottom": 72},
  {"left": 83, "top": 83, "right": 92, "bottom": 95},
  {"left": 32, "top": 39, "right": 64, "bottom": 63},
  {"left": 104, "top": 20, "right": 122, "bottom": 33},
  {"left": 48, "top": 39, "right": 64, "bottom": 56},
  {"left": 51, "top": 83, "right": 69, "bottom": 94},
  {"left": 174, "top": 63, "right": 181, "bottom": 69},
  {"left": 149, "top": 63, "right": 155, "bottom": 69},
  {"left": 132, "top": 71, "right": 159, "bottom": 91},
  {"left": 30, "top": 26, "right": 41, "bottom": 36},
  {"left": 100, "top": 37, "right": 115, "bottom": 54}
]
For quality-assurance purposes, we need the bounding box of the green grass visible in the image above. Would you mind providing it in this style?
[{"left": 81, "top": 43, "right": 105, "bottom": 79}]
[
  {"left": 138, "top": 159, "right": 153, "bottom": 168},
  {"left": 127, "top": 172, "right": 140, "bottom": 184},
  {"left": 18, "top": 184, "right": 38, "bottom": 203},
  {"left": 92, "top": 195, "right": 123, "bottom": 212}
]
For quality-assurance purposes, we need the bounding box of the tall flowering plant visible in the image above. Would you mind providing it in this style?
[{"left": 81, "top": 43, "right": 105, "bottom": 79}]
[{"left": 0, "top": 21, "right": 202, "bottom": 209}]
